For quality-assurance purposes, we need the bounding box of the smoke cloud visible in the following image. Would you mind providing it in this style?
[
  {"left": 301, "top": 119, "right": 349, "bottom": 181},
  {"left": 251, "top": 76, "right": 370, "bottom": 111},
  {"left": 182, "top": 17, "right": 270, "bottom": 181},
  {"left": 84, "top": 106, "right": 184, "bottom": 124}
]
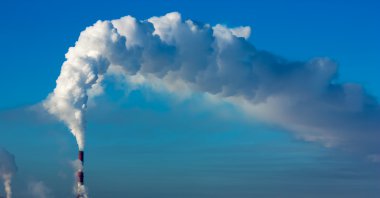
[
  {"left": 28, "top": 181, "right": 52, "bottom": 198},
  {"left": 0, "top": 148, "right": 17, "bottom": 198},
  {"left": 44, "top": 12, "right": 380, "bottom": 159}
]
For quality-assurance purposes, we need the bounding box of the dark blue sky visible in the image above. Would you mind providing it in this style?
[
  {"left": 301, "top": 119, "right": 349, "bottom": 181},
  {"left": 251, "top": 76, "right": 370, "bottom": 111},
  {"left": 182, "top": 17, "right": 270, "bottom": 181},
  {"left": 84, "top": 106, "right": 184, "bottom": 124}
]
[{"left": 0, "top": 0, "right": 379, "bottom": 197}]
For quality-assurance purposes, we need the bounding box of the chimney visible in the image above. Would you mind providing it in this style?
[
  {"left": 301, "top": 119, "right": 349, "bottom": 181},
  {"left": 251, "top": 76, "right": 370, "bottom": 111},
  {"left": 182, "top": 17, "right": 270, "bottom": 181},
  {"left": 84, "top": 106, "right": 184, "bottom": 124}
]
[
  {"left": 77, "top": 150, "right": 85, "bottom": 197},
  {"left": 77, "top": 171, "right": 84, "bottom": 185},
  {"left": 78, "top": 151, "right": 84, "bottom": 164},
  {"left": 77, "top": 150, "right": 84, "bottom": 185}
]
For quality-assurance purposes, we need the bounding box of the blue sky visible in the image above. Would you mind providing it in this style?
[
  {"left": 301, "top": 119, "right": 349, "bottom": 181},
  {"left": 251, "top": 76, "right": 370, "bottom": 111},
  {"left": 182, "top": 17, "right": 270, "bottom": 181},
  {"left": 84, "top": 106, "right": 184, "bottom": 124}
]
[{"left": 0, "top": 0, "right": 380, "bottom": 197}]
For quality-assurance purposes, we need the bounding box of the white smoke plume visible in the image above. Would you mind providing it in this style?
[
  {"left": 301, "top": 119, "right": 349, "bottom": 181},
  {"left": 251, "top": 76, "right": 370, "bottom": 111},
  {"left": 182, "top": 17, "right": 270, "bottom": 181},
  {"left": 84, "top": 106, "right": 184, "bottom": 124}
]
[
  {"left": 43, "top": 22, "right": 116, "bottom": 150},
  {"left": 44, "top": 12, "right": 380, "bottom": 160},
  {"left": 0, "top": 148, "right": 17, "bottom": 198}
]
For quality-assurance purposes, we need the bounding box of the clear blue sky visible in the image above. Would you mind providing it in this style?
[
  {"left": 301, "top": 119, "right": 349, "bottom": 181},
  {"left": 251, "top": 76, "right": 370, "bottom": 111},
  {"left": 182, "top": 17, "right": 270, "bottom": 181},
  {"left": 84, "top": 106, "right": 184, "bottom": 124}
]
[{"left": 0, "top": 0, "right": 379, "bottom": 197}]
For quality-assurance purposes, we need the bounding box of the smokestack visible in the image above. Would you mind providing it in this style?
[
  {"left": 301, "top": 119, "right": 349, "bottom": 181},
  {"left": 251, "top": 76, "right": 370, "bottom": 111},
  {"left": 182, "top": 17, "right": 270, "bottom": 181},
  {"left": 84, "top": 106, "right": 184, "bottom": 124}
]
[
  {"left": 78, "top": 151, "right": 84, "bottom": 165},
  {"left": 77, "top": 151, "right": 85, "bottom": 198},
  {"left": 77, "top": 151, "right": 84, "bottom": 185},
  {"left": 77, "top": 171, "right": 84, "bottom": 185}
]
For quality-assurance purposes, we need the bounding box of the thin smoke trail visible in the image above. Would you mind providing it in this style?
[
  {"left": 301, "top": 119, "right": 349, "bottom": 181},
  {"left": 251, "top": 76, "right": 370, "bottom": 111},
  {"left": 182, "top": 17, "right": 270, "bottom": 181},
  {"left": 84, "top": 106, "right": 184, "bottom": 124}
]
[
  {"left": 0, "top": 148, "right": 17, "bottom": 198},
  {"left": 3, "top": 174, "right": 12, "bottom": 198}
]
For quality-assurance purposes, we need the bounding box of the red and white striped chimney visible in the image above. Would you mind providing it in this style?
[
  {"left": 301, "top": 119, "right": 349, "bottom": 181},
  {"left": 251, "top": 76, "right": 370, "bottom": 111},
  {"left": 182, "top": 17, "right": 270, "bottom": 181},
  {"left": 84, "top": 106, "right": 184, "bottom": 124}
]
[
  {"left": 78, "top": 150, "right": 84, "bottom": 185},
  {"left": 77, "top": 150, "right": 84, "bottom": 198}
]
